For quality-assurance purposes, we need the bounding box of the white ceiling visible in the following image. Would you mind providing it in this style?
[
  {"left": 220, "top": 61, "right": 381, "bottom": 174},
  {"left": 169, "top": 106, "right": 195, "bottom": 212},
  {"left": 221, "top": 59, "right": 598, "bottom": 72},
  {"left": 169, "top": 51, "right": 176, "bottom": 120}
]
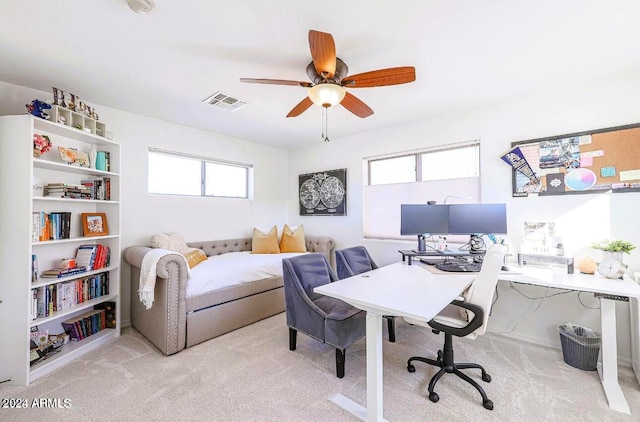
[{"left": 2, "top": 1, "right": 640, "bottom": 150}]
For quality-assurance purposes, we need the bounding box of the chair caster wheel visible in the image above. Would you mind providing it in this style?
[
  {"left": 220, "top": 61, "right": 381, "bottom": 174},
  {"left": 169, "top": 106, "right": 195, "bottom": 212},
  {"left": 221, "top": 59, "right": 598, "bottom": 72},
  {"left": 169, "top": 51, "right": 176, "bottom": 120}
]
[
  {"left": 429, "top": 392, "right": 439, "bottom": 403},
  {"left": 407, "top": 364, "right": 415, "bottom": 373},
  {"left": 483, "top": 399, "right": 494, "bottom": 410},
  {"left": 482, "top": 373, "right": 491, "bottom": 382}
]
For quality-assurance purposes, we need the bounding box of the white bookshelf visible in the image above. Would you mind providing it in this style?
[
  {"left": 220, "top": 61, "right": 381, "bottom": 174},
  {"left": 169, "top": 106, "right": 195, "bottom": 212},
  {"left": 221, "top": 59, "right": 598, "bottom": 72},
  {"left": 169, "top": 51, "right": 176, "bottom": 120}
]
[{"left": 0, "top": 114, "right": 121, "bottom": 385}]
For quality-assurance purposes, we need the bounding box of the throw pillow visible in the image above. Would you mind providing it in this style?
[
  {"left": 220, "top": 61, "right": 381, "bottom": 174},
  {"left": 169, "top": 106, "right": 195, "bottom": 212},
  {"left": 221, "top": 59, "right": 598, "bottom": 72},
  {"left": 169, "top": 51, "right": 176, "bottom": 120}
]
[
  {"left": 280, "top": 224, "right": 307, "bottom": 253},
  {"left": 184, "top": 248, "right": 208, "bottom": 268},
  {"left": 150, "top": 232, "right": 190, "bottom": 254},
  {"left": 252, "top": 226, "right": 280, "bottom": 254}
]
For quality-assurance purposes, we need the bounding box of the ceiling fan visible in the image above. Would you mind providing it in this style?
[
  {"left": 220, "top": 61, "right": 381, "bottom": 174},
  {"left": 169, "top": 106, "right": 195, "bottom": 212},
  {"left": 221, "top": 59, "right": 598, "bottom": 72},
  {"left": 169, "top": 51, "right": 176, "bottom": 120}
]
[{"left": 240, "top": 30, "right": 416, "bottom": 119}]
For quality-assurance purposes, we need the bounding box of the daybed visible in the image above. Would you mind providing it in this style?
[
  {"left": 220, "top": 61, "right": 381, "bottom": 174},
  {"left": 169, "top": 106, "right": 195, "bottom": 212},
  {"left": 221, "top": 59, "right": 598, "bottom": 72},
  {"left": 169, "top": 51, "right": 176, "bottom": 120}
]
[{"left": 124, "top": 235, "right": 335, "bottom": 355}]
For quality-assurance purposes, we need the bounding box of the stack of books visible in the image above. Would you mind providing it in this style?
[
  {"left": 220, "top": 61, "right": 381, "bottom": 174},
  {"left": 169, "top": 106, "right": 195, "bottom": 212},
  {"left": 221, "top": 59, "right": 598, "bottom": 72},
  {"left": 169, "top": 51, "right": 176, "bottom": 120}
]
[
  {"left": 40, "top": 266, "right": 87, "bottom": 278},
  {"left": 44, "top": 183, "right": 92, "bottom": 199}
]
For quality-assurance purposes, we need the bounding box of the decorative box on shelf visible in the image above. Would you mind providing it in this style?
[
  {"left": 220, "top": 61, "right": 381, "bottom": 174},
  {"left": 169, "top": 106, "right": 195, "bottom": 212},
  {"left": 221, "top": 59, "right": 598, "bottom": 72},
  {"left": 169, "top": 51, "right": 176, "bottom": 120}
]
[{"left": 47, "top": 104, "right": 107, "bottom": 138}]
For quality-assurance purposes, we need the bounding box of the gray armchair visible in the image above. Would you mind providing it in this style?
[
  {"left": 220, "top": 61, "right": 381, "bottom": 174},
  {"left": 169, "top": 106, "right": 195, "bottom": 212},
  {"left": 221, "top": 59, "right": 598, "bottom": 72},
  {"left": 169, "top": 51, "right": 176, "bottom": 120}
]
[
  {"left": 282, "top": 253, "right": 366, "bottom": 378},
  {"left": 336, "top": 246, "right": 397, "bottom": 342}
]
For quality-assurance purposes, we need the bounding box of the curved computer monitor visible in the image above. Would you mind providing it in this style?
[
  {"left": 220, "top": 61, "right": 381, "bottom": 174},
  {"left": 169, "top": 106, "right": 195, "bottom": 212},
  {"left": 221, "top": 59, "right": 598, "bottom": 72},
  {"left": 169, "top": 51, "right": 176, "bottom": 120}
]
[
  {"left": 448, "top": 203, "right": 507, "bottom": 235},
  {"left": 400, "top": 204, "right": 450, "bottom": 235}
]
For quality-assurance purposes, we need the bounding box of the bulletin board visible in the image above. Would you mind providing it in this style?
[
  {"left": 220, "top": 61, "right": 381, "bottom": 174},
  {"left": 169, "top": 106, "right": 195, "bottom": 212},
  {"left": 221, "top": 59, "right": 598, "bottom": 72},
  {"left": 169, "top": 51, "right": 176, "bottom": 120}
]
[{"left": 502, "top": 123, "right": 640, "bottom": 197}]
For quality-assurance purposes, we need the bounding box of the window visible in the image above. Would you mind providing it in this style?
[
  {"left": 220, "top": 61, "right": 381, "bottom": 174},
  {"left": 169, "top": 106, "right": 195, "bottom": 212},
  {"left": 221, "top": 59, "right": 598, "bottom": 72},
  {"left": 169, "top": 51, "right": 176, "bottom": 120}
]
[
  {"left": 364, "top": 141, "right": 481, "bottom": 240},
  {"left": 369, "top": 155, "right": 416, "bottom": 185},
  {"left": 368, "top": 143, "right": 479, "bottom": 185},
  {"left": 148, "top": 149, "right": 251, "bottom": 198}
]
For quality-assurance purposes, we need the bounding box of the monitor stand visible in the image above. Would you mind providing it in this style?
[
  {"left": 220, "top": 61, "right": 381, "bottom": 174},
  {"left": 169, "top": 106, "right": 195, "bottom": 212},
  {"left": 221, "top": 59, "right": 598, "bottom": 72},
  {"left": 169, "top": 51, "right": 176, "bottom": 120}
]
[{"left": 412, "top": 234, "right": 426, "bottom": 254}]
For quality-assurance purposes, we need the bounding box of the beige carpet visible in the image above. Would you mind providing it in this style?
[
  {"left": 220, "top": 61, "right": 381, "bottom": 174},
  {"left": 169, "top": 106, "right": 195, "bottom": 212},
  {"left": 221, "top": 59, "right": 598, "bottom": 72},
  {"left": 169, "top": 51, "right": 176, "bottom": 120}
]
[{"left": 1, "top": 313, "right": 639, "bottom": 421}]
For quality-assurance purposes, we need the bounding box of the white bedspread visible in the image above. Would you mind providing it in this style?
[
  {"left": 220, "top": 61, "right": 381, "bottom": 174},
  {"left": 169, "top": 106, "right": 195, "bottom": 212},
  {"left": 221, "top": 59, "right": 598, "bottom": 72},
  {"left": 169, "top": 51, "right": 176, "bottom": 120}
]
[{"left": 186, "top": 251, "right": 306, "bottom": 297}]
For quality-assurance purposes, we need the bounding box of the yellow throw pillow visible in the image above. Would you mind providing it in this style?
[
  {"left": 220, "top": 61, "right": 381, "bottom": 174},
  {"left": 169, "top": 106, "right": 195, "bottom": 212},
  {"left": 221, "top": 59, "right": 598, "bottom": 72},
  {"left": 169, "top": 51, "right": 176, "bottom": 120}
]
[
  {"left": 252, "top": 226, "right": 280, "bottom": 254},
  {"left": 280, "top": 224, "right": 307, "bottom": 253},
  {"left": 184, "top": 248, "right": 208, "bottom": 268}
]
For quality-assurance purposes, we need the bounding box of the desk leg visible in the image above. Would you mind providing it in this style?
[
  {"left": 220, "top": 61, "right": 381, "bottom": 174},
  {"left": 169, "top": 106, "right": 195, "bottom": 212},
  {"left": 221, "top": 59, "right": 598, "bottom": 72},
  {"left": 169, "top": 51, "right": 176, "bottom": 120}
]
[
  {"left": 328, "top": 312, "right": 387, "bottom": 422},
  {"left": 366, "top": 313, "right": 384, "bottom": 421},
  {"left": 598, "top": 298, "right": 631, "bottom": 414}
]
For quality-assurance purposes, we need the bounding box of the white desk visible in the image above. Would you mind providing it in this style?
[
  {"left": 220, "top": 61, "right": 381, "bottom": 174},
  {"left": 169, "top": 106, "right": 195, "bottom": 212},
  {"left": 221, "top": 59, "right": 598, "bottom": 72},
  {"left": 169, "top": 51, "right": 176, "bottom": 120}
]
[
  {"left": 492, "top": 266, "right": 640, "bottom": 415},
  {"left": 314, "top": 262, "right": 475, "bottom": 422}
]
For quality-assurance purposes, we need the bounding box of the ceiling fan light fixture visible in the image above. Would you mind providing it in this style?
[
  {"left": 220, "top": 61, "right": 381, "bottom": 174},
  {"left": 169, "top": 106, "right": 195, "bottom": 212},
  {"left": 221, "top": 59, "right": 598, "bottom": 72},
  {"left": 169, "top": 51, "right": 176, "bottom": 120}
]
[
  {"left": 126, "top": 0, "right": 155, "bottom": 15},
  {"left": 308, "top": 83, "right": 346, "bottom": 108}
]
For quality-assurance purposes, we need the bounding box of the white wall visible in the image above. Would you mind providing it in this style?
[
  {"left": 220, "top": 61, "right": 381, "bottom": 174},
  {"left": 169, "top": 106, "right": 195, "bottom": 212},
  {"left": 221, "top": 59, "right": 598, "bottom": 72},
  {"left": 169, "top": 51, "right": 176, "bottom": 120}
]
[
  {"left": 3, "top": 71, "right": 640, "bottom": 364},
  {"left": 0, "top": 81, "right": 291, "bottom": 325},
  {"left": 289, "top": 72, "right": 640, "bottom": 364}
]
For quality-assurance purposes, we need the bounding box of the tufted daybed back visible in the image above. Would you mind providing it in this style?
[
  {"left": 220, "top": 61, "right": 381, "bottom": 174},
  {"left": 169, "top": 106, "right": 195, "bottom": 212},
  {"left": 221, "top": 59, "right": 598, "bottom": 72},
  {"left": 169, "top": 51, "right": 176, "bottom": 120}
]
[
  {"left": 187, "top": 236, "right": 335, "bottom": 261},
  {"left": 188, "top": 238, "right": 252, "bottom": 256}
]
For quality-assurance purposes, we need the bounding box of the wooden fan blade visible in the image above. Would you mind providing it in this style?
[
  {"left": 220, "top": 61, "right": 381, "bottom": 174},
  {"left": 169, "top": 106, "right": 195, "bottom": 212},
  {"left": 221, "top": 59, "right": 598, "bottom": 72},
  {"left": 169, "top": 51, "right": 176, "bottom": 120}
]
[
  {"left": 240, "top": 78, "right": 311, "bottom": 88},
  {"left": 308, "top": 30, "right": 336, "bottom": 79},
  {"left": 341, "top": 92, "right": 373, "bottom": 118},
  {"left": 342, "top": 66, "right": 416, "bottom": 88},
  {"left": 286, "top": 97, "right": 313, "bottom": 118}
]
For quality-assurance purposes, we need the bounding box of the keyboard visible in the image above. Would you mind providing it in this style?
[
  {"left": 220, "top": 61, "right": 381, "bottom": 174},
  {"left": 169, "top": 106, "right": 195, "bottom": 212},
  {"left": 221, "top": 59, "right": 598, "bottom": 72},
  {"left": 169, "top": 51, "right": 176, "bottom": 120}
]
[{"left": 435, "top": 262, "right": 482, "bottom": 272}]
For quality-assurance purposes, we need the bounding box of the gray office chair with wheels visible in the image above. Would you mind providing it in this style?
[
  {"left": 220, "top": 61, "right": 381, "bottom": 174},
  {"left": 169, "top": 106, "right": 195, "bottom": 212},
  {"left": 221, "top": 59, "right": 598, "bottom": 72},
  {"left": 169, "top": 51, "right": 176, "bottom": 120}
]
[
  {"left": 282, "top": 253, "right": 366, "bottom": 378},
  {"left": 335, "top": 246, "right": 397, "bottom": 342},
  {"left": 405, "top": 244, "right": 506, "bottom": 410}
]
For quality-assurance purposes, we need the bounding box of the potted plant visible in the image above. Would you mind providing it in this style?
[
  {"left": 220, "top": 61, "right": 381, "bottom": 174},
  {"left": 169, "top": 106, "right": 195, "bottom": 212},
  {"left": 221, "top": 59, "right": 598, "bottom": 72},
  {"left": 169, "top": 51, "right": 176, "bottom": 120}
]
[{"left": 591, "top": 239, "right": 636, "bottom": 262}]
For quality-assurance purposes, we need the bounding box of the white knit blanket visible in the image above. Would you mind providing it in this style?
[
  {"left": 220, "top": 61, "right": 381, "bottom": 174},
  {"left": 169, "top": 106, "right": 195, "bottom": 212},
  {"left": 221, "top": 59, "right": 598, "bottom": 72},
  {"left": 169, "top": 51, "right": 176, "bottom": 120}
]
[{"left": 139, "top": 248, "right": 190, "bottom": 310}]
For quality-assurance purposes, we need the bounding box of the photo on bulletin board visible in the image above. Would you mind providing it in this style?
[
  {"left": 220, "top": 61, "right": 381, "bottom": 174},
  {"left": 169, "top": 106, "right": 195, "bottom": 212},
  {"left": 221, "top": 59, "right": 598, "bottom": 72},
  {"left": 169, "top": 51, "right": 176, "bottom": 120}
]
[
  {"left": 502, "top": 123, "right": 640, "bottom": 197},
  {"left": 298, "top": 168, "right": 347, "bottom": 216}
]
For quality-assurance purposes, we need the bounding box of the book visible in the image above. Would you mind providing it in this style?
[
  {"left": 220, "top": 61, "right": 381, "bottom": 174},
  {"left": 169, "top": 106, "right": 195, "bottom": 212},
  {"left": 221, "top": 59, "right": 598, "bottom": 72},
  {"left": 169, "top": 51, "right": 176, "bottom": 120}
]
[
  {"left": 32, "top": 212, "right": 40, "bottom": 242},
  {"left": 29, "top": 288, "right": 37, "bottom": 320},
  {"left": 40, "top": 267, "right": 87, "bottom": 278},
  {"left": 75, "top": 244, "right": 98, "bottom": 270},
  {"left": 36, "top": 287, "right": 46, "bottom": 318},
  {"left": 32, "top": 254, "right": 38, "bottom": 282}
]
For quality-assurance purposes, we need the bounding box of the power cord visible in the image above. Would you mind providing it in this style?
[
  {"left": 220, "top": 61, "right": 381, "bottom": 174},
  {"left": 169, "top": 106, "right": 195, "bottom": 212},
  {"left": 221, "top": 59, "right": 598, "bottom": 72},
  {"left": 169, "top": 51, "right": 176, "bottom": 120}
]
[{"left": 492, "top": 282, "right": 600, "bottom": 334}]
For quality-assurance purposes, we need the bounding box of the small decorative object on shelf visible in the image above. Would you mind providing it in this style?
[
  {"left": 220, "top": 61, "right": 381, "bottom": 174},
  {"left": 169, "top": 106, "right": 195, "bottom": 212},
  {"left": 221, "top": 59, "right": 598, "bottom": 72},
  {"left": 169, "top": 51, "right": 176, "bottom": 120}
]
[
  {"left": 26, "top": 100, "right": 52, "bottom": 120},
  {"left": 95, "top": 151, "right": 107, "bottom": 171},
  {"left": 52, "top": 87, "right": 64, "bottom": 107},
  {"left": 52, "top": 87, "right": 100, "bottom": 120},
  {"left": 68, "top": 93, "right": 77, "bottom": 111},
  {"left": 33, "top": 133, "right": 52, "bottom": 158},
  {"left": 58, "top": 146, "right": 90, "bottom": 167},
  {"left": 89, "top": 144, "right": 97, "bottom": 169},
  {"left": 81, "top": 212, "right": 109, "bottom": 237}
]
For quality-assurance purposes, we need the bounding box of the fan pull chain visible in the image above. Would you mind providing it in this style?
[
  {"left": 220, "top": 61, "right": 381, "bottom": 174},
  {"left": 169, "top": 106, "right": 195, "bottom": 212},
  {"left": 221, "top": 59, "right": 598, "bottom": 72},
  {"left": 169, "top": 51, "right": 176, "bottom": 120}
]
[{"left": 322, "top": 106, "right": 330, "bottom": 142}]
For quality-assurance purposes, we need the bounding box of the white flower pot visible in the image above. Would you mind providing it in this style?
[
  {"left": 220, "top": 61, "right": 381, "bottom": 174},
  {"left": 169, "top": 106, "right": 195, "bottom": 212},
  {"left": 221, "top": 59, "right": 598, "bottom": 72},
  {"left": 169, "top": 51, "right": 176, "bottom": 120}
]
[{"left": 603, "top": 251, "right": 624, "bottom": 263}]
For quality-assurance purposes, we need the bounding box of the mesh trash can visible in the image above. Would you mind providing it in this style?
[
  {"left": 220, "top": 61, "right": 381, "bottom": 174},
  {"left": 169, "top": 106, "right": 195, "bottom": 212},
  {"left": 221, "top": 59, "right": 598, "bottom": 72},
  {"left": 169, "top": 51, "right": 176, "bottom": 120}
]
[{"left": 558, "top": 323, "right": 601, "bottom": 371}]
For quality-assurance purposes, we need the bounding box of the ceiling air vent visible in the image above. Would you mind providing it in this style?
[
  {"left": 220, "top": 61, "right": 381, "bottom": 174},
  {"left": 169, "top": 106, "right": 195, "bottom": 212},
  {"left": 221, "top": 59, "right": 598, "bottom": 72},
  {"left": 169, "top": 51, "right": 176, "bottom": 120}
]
[{"left": 202, "top": 91, "right": 247, "bottom": 112}]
